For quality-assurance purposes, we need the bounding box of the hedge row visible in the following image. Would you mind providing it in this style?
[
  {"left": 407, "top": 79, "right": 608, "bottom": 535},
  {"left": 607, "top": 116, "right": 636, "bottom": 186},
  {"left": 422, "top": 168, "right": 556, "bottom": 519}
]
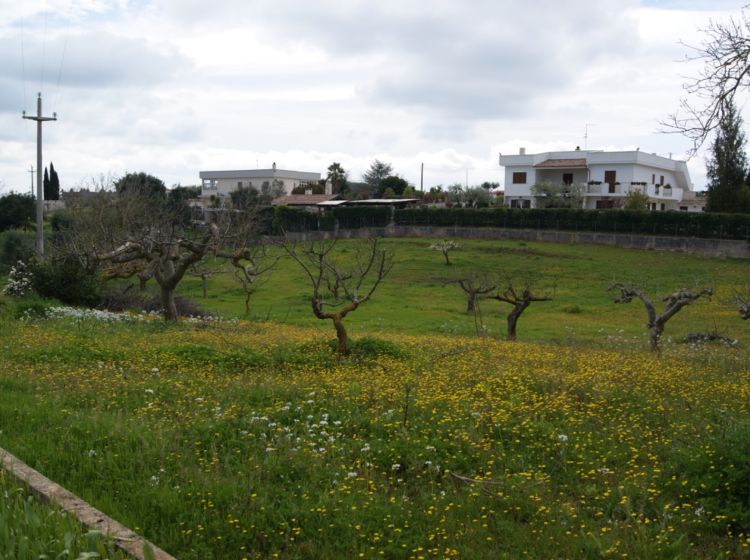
[
  {"left": 394, "top": 208, "right": 750, "bottom": 240},
  {"left": 267, "top": 206, "right": 750, "bottom": 240}
]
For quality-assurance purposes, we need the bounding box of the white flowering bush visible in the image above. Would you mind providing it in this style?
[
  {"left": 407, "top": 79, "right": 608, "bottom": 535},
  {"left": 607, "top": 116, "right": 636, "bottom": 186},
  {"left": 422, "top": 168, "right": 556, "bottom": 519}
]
[
  {"left": 20, "top": 305, "right": 219, "bottom": 324},
  {"left": 2, "top": 261, "right": 34, "bottom": 296},
  {"left": 429, "top": 239, "right": 461, "bottom": 265}
]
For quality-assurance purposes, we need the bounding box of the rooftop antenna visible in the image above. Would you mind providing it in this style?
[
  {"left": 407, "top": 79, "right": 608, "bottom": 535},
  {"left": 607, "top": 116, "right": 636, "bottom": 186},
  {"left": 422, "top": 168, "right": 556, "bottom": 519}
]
[{"left": 584, "top": 123, "right": 595, "bottom": 150}]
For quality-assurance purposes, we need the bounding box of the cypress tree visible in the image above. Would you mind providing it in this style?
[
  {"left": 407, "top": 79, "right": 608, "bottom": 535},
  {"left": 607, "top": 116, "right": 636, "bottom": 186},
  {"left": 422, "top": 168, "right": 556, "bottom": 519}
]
[
  {"left": 43, "top": 167, "right": 50, "bottom": 201},
  {"left": 705, "top": 100, "right": 750, "bottom": 213},
  {"left": 49, "top": 162, "right": 60, "bottom": 200}
]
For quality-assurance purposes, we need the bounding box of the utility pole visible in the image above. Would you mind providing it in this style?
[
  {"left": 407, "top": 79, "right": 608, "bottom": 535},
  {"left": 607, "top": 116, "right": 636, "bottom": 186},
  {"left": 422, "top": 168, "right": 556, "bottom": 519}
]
[
  {"left": 22, "top": 92, "right": 57, "bottom": 258},
  {"left": 28, "top": 165, "right": 35, "bottom": 197},
  {"left": 420, "top": 162, "right": 424, "bottom": 194}
]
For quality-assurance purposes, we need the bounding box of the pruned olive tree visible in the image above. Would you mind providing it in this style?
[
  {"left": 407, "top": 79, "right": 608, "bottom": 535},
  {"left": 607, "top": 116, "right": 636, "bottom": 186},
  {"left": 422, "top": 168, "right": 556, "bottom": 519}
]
[
  {"left": 189, "top": 261, "right": 225, "bottom": 299},
  {"left": 610, "top": 283, "right": 713, "bottom": 351},
  {"left": 489, "top": 280, "right": 553, "bottom": 341},
  {"left": 445, "top": 273, "right": 496, "bottom": 313},
  {"left": 224, "top": 244, "right": 280, "bottom": 314},
  {"left": 285, "top": 238, "right": 393, "bottom": 355},
  {"left": 56, "top": 178, "right": 224, "bottom": 321}
]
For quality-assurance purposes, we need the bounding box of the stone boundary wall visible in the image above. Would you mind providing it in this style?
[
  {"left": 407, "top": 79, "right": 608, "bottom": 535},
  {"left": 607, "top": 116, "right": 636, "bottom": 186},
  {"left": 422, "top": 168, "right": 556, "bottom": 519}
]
[
  {"left": 0, "top": 447, "right": 176, "bottom": 560},
  {"left": 283, "top": 225, "right": 750, "bottom": 259}
]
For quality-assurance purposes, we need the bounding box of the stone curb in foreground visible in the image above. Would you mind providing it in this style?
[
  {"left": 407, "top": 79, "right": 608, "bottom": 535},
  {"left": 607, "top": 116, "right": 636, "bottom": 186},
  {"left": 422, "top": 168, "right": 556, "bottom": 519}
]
[{"left": 0, "top": 447, "right": 177, "bottom": 560}]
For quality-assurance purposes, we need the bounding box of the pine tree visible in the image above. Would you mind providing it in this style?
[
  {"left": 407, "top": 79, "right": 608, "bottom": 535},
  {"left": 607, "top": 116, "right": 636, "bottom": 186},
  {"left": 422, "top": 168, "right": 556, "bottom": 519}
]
[
  {"left": 49, "top": 162, "right": 60, "bottom": 200},
  {"left": 43, "top": 167, "right": 50, "bottom": 201},
  {"left": 705, "top": 100, "right": 750, "bottom": 213},
  {"left": 362, "top": 160, "right": 393, "bottom": 193}
]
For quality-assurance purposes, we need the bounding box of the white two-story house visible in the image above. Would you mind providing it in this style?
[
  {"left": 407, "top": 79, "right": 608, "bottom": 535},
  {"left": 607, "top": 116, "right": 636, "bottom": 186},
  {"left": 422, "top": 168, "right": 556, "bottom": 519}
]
[
  {"left": 199, "top": 163, "right": 321, "bottom": 206},
  {"left": 499, "top": 148, "right": 699, "bottom": 211}
]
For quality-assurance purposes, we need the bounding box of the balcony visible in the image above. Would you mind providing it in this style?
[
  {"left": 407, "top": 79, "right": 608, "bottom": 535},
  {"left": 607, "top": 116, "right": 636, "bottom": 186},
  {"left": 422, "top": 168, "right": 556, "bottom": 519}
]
[{"left": 586, "top": 182, "right": 622, "bottom": 195}]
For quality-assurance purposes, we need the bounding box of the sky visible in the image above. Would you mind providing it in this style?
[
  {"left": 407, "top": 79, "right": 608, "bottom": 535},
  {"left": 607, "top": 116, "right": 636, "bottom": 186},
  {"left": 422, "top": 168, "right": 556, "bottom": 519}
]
[{"left": 0, "top": 0, "right": 745, "bottom": 195}]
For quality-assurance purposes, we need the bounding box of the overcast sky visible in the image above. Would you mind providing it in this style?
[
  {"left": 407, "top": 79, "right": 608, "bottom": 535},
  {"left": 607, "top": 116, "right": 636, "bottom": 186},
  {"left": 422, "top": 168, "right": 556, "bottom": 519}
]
[{"left": 0, "top": 0, "right": 744, "bottom": 194}]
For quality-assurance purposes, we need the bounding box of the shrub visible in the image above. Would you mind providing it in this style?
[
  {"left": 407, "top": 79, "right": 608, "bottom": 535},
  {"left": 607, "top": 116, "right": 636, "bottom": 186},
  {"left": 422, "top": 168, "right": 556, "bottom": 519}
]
[
  {"left": 0, "top": 230, "right": 35, "bottom": 271},
  {"left": 0, "top": 193, "right": 34, "bottom": 231},
  {"left": 30, "top": 257, "right": 103, "bottom": 307}
]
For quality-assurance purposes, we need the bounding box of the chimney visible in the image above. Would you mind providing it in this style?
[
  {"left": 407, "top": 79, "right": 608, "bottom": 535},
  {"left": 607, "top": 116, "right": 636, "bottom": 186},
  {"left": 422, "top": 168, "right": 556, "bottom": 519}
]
[{"left": 519, "top": 147, "right": 526, "bottom": 155}]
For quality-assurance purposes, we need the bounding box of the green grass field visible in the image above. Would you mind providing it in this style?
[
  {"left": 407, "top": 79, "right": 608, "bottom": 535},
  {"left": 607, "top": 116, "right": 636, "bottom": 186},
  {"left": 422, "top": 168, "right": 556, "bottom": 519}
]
[
  {"left": 0, "top": 469, "right": 127, "bottom": 560},
  {"left": 2, "top": 238, "right": 750, "bottom": 559},
  {"left": 176, "top": 238, "right": 750, "bottom": 347}
]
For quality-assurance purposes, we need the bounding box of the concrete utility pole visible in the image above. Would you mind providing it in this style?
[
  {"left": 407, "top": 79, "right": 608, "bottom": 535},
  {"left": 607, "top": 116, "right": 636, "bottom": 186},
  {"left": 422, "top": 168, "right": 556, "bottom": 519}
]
[
  {"left": 28, "top": 165, "right": 35, "bottom": 197},
  {"left": 22, "top": 92, "right": 57, "bottom": 258},
  {"left": 420, "top": 162, "right": 424, "bottom": 193}
]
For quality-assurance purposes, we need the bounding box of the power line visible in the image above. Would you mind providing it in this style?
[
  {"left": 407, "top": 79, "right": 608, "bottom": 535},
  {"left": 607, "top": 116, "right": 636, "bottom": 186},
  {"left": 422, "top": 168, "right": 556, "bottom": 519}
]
[
  {"left": 20, "top": 2, "right": 27, "bottom": 111},
  {"left": 53, "top": 0, "right": 75, "bottom": 113},
  {"left": 39, "top": 1, "right": 50, "bottom": 92}
]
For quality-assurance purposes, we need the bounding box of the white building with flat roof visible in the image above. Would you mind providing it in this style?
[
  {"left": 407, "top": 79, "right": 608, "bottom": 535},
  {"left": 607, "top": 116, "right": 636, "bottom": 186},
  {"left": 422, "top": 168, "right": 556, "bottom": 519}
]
[
  {"left": 199, "top": 162, "right": 321, "bottom": 205},
  {"left": 499, "top": 148, "right": 697, "bottom": 211}
]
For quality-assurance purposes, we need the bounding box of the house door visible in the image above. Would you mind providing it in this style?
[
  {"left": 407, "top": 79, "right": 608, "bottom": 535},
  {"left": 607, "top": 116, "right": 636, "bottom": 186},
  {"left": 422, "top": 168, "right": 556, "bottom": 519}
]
[{"left": 604, "top": 170, "right": 616, "bottom": 194}]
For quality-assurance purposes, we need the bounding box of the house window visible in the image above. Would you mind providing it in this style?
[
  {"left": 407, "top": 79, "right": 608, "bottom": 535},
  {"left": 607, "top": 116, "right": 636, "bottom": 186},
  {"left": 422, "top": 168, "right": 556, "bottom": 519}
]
[
  {"left": 512, "top": 172, "right": 527, "bottom": 184},
  {"left": 680, "top": 206, "right": 688, "bottom": 212},
  {"left": 522, "top": 199, "right": 531, "bottom": 208},
  {"left": 660, "top": 203, "right": 665, "bottom": 211},
  {"left": 562, "top": 173, "right": 573, "bottom": 185},
  {"left": 652, "top": 173, "right": 655, "bottom": 184},
  {"left": 604, "top": 170, "right": 616, "bottom": 194},
  {"left": 660, "top": 175, "right": 664, "bottom": 185},
  {"left": 237, "top": 181, "right": 243, "bottom": 188}
]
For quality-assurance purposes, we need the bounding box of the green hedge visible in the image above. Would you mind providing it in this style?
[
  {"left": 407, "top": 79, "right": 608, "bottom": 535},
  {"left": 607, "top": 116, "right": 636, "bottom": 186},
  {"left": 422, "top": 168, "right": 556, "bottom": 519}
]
[
  {"left": 393, "top": 208, "right": 750, "bottom": 240},
  {"left": 273, "top": 206, "right": 335, "bottom": 233},
  {"left": 265, "top": 205, "right": 750, "bottom": 241},
  {"left": 332, "top": 207, "right": 391, "bottom": 229}
]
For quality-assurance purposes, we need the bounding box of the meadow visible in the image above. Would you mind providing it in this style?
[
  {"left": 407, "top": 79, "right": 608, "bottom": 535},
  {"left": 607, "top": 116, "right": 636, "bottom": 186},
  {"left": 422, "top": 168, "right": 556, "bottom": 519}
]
[
  {"left": 2, "top": 238, "right": 750, "bottom": 558},
  {"left": 178, "top": 238, "right": 750, "bottom": 346}
]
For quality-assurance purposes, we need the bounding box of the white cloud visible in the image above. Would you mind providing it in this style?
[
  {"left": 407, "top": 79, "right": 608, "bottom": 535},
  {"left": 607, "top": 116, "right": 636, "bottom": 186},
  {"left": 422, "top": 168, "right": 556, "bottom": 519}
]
[{"left": 0, "top": 0, "right": 743, "bottom": 193}]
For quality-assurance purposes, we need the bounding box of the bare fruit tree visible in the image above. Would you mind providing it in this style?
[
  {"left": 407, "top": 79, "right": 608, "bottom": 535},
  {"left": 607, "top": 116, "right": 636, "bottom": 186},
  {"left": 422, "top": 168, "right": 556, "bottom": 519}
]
[
  {"left": 610, "top": 283, "right": 713, "bottom": 351},
  {"left": 285, "top": 238, "right": 393, "bottom": 355},
  {"left": 223, "top": 245, "right": 280, "bottom": 314},
  {"left": 189, "top": 261, "right": 225, "bottom": 299},
  {"left": 445, "top": 273, "right": 496, "bottom": 313},
  {"left": 489, "top": 281, "right": 553, "bottom": 341},
  {"left": 662, "top": 6, "right": 750, "bottom": 154}
]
